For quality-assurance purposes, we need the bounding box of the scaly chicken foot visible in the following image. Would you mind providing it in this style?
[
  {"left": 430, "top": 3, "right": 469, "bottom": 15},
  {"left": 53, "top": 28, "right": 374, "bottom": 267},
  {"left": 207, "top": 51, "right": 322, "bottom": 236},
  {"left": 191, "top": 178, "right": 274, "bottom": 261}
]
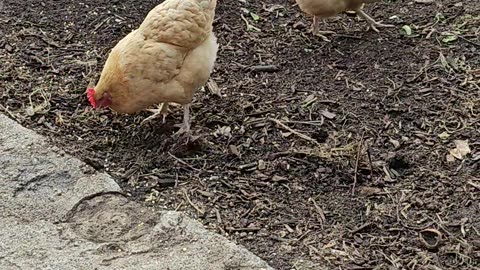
[
  {"left": 173, "top": 104, "right": 191, "bottom": 136},
  {"left": 311, "top": 16, "right": 335, "bottom": 42},
  {"left": 141, "top": 102, "right": 169, "bottom": 125},
  {"left": 355, "top": 9, "right": 394, "bottom": 33}
]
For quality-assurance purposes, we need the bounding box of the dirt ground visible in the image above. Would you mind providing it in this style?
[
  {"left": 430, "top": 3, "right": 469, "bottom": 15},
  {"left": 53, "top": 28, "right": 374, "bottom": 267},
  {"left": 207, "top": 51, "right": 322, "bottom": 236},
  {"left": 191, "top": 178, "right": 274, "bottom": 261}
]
[{"left": 1, "top": 0, "right": 479, "bottom": 269}]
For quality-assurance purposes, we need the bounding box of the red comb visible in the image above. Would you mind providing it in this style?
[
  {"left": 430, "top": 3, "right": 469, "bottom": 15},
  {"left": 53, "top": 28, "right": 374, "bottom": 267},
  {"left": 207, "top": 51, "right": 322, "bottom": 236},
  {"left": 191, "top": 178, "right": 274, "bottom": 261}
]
[{"left": 86, "top": 88, "right": 96, "bottom": 108}]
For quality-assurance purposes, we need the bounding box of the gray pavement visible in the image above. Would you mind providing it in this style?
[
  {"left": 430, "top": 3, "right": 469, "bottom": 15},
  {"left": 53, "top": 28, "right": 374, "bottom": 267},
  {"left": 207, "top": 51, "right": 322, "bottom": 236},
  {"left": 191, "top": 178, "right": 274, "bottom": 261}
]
[{"left": 0, "top": 114, "right": 273, "bottom": 270}]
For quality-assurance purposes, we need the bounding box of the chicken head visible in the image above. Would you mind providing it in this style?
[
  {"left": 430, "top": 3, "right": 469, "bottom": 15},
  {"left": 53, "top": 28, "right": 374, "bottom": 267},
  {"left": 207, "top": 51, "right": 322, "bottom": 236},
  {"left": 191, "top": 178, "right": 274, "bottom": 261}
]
[{"left": 87, "top": 88, "right": 113, "bottom": 109}]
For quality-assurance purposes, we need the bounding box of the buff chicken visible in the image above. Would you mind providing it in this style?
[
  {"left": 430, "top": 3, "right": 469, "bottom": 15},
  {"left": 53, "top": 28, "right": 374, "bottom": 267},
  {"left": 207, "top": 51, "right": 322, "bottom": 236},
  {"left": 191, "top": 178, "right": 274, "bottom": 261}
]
[
  {"left": 295, "top": 0, "right": 394, "bottom": 41},
  {"left": 87, "top": 0, "right": 218, "bottom": 134}
]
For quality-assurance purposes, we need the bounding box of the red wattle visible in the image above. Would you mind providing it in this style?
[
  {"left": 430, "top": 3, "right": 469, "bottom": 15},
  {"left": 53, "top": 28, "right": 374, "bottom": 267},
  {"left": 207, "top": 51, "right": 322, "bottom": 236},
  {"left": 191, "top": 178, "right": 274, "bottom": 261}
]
[{"left": 86, "top": 88, "right": 96, "bottom": 108}]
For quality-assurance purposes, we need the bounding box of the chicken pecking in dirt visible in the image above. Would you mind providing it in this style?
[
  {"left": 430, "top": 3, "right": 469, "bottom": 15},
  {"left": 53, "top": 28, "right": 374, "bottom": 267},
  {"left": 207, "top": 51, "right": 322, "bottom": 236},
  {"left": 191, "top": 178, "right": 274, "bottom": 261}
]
[
  {"left": 295, "top": 0, "right": 394, "bottom": 41},
  {"left": 87, "top": 0, "right": 218, "bottom": 135}
]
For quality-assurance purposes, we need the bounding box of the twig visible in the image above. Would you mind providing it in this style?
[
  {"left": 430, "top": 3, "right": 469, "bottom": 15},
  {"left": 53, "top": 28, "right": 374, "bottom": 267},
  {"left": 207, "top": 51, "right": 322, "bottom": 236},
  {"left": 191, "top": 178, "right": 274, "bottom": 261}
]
[
  {"left": 378, "top": 250, "right": 400, "bottom": 268},
  {"left": 20, "top": 30, "right": 60, "bottom": 47},
  {"left": 467, "top": 181, "right": 480, "bottom": 191},
  {"left": 457, "top": 35, "right": 480, "bottom": 47},
  {"left": 183, "top": 189, "right": 205, "bottom": 216},
  {"left": 249, "top": 65, "right": 280, "bottom": 72},
  {"left": 238, "top": 162, "right": 257, "bottom": 170},
  {"left": 309, "top": 197, "right": 326, "bottom": 224},
  {"left": 240, "top": 14, "right": 261, "bottom": 32},
  {"left": 168, "top": 152, "right": 200, "bottom": 171},
  {"left": 269, "top": 118, "right": 321, "bottom": 146},
  {"left": 215, "top": 209, "right": 222, "bottom": 223},
  {"left": 0, "top": 104, "right": 17, "bottom": 120},
  {"left": 226, "top": 227, "right": 261, "bottom": 232},
  {"left": 366, "top": 146, "right": 373, "bottom": 180},
  {"left": 280, "top": 120, "right": 324, "bottom": 126},
  {"left": 350, "top": 222, "right": 372, "bottom": 234},
  {"left": 335, "top": 34, "right": 362, "bottom": 40},
  {"left": 92, "top": 17, "right": 111, "bottom": 33},
  {"left": 352, "top": 131, "right": 366, "bottom": 196}
]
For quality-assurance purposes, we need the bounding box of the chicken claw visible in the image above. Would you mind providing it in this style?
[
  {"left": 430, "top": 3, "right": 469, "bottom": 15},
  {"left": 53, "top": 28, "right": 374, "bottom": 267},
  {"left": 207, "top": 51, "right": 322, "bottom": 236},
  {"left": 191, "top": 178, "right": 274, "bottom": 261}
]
[
  {"left": 141, "top": 102, "right": 169, "bottom": 125},
  {"left": 310, "top": 16, "right": 335, "bottom": 42},
  {"left": 173, "top": 104, "right": 191, "bottom": 136},
  {"left": 355, "top": 9, "right": 394, "bottom": 33}
]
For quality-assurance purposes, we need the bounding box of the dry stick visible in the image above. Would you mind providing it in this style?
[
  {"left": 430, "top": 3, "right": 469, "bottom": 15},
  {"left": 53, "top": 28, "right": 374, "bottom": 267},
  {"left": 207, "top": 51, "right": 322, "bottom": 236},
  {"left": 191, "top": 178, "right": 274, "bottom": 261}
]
[
  {"left": 457, "top": 35, "right": 480, "bottom": 47},
  {"left": 183, "top": 189, "right": 205, "bottom": 216},
  {"left": 366, "top": 145, "right": 374, "bottom": 180},
  {"left": 309, "top": 197, "right": 326, "bottom": 224},
  {"left": 168, "top": 152, "right": 200, "bottom": 172},
  {"left": 467, "top": 181, "right": 480, "bottom": 191},
  {"left": 269, "top": 118, "right": 321, "bottom": 146},
  {"left": 352, "top": 131, "right": 366, "bottom": 196},
  {"left": 350, "top": 222, "right": 372, "bottom": 234},
  {"left": 250, "top": 65, "right": 280, "bottom": 72},
  {"left": 226, "top": 227, "right": 261, "bottom": 232},
  {"left": 240, "top": 14, "right": 260, "bottom": 32},
  {"left": 0, "top": 104, "right": 17, "bottom": 120}
]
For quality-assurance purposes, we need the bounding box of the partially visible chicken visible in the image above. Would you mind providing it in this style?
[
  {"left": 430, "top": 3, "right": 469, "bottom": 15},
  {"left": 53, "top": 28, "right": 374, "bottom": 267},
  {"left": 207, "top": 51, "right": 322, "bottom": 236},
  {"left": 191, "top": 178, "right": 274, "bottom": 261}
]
[
  {"left": 87, "top": 0, "right": 218, "bottom": 134},
  {"left": 295, "top": 0, "right": 394, "bottom": 41}
]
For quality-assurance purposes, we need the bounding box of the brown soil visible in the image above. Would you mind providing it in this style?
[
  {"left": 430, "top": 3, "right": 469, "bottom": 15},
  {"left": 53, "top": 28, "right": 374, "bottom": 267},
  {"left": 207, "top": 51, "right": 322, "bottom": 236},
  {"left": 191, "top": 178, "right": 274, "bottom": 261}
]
[{"left": 1, "top": 0, "right": 479, "bottom": 269}]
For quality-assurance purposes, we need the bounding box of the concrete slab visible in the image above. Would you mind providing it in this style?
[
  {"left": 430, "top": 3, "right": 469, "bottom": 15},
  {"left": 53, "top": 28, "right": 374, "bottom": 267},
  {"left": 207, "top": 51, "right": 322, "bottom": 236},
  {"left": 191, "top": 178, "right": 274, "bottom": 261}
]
[{"left": 0, "top": 114, "right": 273, "bottom": 270}]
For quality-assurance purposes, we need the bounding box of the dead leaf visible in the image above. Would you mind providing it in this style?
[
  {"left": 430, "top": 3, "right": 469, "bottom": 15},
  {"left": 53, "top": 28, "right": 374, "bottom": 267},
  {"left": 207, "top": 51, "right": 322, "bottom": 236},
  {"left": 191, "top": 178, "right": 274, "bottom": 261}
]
[
  {"left": 358, "top": 186, "right": 384, "bottom": 196},
  {"left": 446, "top": 154, "right": 456, "bottom": 162},
  {"left": 272, "top": 175, "right": 288, "bottom": 182},
  {"left": 302, "top": 94, "right": 317, "bottom": 107},
  {"left": 438, "top": 132, "right": 449, "bottom": 140},
  {"left": 229, "top": 145, "right": 241, "bottom": 157},
  {"left": 206, "top": 79, "right": 222, "bottom": 97},
  {"left": 449, "top": 140, "right": 471, "bottom": 160},
  {"left": 389, "top": 138, "right": 401, "bottom": 149},
  {"left": 321, "top": 110, "right": 336, "bottom": 119},
  {"left": 213, "top": 126, "right": 232, "bottom": 138},
  {"left": 55, "top": 112, "right": 64, "bottom": 125},
  {"left": 258, "top": 159, "right": 266, "bottom": 170}
]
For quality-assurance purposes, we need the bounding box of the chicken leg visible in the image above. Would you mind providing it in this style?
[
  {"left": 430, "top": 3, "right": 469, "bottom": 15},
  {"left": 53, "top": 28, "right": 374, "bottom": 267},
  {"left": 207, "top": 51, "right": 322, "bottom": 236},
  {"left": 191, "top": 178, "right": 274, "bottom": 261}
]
[
  {"left": 355, "top": 9, "right": 394, "bottom": 32},
  {"left": 141, "top": 102, "right": 169, "bottom": 125},
  {"left": 174, "top": 104, "right": 191, "bottom": 136},
  {"left": 311, "top": 16, "right": 335, "bottom": 42}
]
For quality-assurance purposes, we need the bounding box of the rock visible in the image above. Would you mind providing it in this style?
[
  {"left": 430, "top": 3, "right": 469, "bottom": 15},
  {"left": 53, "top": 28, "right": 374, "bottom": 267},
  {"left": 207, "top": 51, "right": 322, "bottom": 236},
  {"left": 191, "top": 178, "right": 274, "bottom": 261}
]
[{"left": 0, "top": 114, "right": 273, "bottom": 270}]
